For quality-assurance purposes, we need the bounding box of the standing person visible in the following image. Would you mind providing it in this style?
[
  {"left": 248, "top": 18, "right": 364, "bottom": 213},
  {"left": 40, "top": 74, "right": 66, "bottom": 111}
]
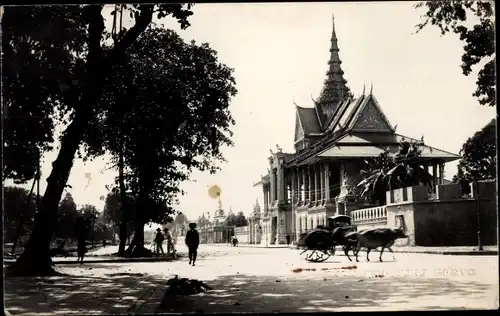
[
  {"left": 286, "top": 234, "right": 291, "bottom": 246},
  {"left": 165, "top": 228, "right": 175, "bottom": 256},
  {"left": 185, "top": 223, "right": 199, "bottom": 266},
  {"left": 154, "top": 228, "right": 165, "bottom": 256},
  {"left": 75, "top": 217, "right": 88, "bottom": 264}
]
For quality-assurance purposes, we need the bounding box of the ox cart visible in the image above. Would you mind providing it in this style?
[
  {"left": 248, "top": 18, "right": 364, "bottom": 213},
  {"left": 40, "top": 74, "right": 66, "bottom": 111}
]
[{"left": 296, "top": 215, "right": 357, "bottom": 262}]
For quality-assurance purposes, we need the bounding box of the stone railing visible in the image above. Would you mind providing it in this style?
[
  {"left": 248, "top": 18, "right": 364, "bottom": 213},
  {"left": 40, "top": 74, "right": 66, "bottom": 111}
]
[{"left": 351, "top": 206, "right": 387, "bottom": 223}]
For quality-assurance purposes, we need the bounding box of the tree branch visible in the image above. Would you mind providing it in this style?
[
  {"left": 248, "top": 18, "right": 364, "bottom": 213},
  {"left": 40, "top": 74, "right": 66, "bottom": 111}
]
[{"left": 107, "top": 5, "right": 154, "bottom": 61}]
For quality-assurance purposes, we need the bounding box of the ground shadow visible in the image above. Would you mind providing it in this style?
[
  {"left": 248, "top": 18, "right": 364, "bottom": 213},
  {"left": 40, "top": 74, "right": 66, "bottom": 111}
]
[
  {"left": 4, "top": 270, "right": 168, "bottom": 315},
  {"left": 156, "top": 273, "right": 496, "bottom": 313},
  {"left": 5, "top": 263, "right": 497, "bottom": 314}
]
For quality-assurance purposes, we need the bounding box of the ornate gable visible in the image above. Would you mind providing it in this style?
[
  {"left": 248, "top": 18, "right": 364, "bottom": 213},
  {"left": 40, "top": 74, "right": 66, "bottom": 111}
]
[{"left": 350, "top": 95, "right": 393, "bottom": 132}]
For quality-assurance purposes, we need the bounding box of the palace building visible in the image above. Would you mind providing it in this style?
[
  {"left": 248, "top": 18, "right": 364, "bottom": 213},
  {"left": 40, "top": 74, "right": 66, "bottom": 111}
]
[{"left": 253, "top": 15, "right": 461, "bottom": 245}]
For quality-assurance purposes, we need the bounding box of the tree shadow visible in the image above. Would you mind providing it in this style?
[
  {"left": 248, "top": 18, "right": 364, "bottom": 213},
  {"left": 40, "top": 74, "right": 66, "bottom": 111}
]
[
  {"left": 4, "top": 268, "right": 497, "bottom": 314},
  {"left": 157, "top": 273, "right": 497, "bottom": 313},
  {"left": 4, "top": 271, "right": 168, "bottom": 315}
]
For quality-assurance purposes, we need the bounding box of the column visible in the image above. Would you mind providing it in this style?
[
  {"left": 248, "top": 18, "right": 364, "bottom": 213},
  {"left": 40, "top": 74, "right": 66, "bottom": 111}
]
[
  {"left": 314, "top": 164, "right": 319, "bottom": 204},
  {"left": 324, "top": 162, "right": 330, "bottom": 203},
  {"left": 275, "top": 169, "right": 281, "bottom": 203},
  {"left": 307, "top": 167, "right": 312, "bottom": 204},
  {"left": 302, "top": 167, "right": 307, "bottom": 204},
  {"left": 320, "top": 164, "right": 325, "bottom": 204},
  {"left": 298, "top": 167, "right": 303, "bottom": 204},
  {"left": 270, "top": 169, "right": 276, "bottom": 204},
  {"left": 267, "top": 186, "right": 271, "bottom": 209},
  {"left": 432, "top": 163, "right": 437, "bottom": 193},
  {"left": 439, "top": 163, "right": 445, "bottom": 184},
  {"left": 263, "top": 185, "right": 268, "bottom": 213},
  {"left": 292, "top": 168, "right": 298, "bottom": 204}
]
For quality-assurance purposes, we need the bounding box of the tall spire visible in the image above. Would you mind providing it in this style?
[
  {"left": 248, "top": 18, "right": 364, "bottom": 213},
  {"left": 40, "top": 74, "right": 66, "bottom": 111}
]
[{"left": 317, "top": 13, "right": 350, "bottom": 107}]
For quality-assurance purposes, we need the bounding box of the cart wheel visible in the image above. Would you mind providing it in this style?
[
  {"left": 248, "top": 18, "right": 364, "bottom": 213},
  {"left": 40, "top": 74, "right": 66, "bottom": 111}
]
[{"left": 300, "top": 249, "right": 331, "bottom": 262}]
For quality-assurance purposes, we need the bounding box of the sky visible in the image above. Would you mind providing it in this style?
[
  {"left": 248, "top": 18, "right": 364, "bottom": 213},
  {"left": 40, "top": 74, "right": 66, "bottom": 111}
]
[{"left": 6, "top": 2, "right": 496, "bottom": 224}]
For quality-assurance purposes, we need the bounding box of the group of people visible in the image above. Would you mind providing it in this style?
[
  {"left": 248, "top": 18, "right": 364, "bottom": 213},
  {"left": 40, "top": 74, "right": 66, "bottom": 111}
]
[
  {"left": 153, "top": 227, "right": 176, "bottom": 256},
  {"left": 154, "top": 222, "right": 200, "bottom": 266}
]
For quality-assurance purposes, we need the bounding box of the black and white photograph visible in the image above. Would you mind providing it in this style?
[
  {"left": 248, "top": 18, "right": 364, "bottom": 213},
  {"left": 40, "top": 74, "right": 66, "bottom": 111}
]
[{"left": 2, "top": 1, "right": 498, "bottom": 314}]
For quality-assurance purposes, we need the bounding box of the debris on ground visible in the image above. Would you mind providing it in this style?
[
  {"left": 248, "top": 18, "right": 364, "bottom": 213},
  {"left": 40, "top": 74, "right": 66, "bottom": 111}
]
[
  {"left": 339, "top": 266, "right": 357, "bottom": 270},
  {"left": 345, "top": 295, "right": 349, "bottom": 299},
  {"left": 164, "top": 275, "right": 213, "bottom": 297},
  {"left": 291, "top": 268, "right": 316, "bottom": 273},
  {"left": 275, "top": 280, "right": 281, "bottom": 282},
  {"left": 374, "top": 274, "right": 384, "bottom": 278}
]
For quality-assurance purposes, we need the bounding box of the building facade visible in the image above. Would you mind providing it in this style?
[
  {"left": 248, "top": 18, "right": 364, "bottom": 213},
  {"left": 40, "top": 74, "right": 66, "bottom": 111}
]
[{"left": 254, "top": 15, "right": 461, "bottom": 245}]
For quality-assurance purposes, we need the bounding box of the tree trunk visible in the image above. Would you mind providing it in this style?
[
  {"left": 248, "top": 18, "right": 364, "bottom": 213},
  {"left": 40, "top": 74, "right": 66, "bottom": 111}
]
[
  {"left": 6, "top": 110, "right": 91, "bottom": 276},
  {"left": 118, "top": 221, "right": 128, "bottom": 255},
  {"left": 124, "top": 184, "right": 150, "bottom": 257},
  {"left": 117, "top": 147, "right": 128, "bottom": 256},
  {"left": 124, "top": 220, "right": 147, "bottom": 257}
]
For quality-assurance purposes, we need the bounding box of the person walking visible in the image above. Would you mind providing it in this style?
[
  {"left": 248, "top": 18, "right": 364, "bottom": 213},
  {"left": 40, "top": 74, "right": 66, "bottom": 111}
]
[
  {"left": 75, "top": 217, "right": 88, "bottom": 264},
  {"left": 286, "top": 234, "right": 291, "bottom": 246},
  {"left": 154, "top": 228, "right": 165, "bottom": 256},
  {"left": 185, "top": 223, "right": 200, "bottom": 266}
]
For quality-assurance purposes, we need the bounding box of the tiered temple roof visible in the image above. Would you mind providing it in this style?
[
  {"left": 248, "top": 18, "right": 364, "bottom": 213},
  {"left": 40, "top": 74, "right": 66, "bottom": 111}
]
[{"left": 288, "top": 14, "right": 460, "bottom": 167}]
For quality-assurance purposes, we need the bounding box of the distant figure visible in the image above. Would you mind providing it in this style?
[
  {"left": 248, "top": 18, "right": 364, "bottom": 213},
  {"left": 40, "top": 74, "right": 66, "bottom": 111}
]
[
  {"left": 165, "top": 228, "right": 175, "bottom": 256},
  {"left": 102, "top": 240, "right": 107, "bottom": 248},
  {"left": 231, "top": 236, "right": 238, "bottom": 247},
  {"left": 154, "top": 228, "right": 165, "bottom": 256},
  {"left": 75, "top": 217, "right": 88, "bottom": 264},
  {"left": 286, "top": 234, "right": 291, "bottom": 246},
  {"left": 185, "top": 223, "right": 200, "bottom": 266}
]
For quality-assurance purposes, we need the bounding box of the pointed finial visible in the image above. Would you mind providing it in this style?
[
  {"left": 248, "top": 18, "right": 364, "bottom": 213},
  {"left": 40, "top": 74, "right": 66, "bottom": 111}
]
[
  {"left": 331, "top": 13, "right": 337, "bottom": 37},
  {"left": 370, "top": 82, "right": 373, "bottom": 95},
  {"left": 293, "top": 97, "right": 298, "bottom": 107},
  {"left": 362, "top": 82, "right": 366, "bottom": 96},
  {"left": 310, "top": 94, "right": 316, "bottom": 104}
]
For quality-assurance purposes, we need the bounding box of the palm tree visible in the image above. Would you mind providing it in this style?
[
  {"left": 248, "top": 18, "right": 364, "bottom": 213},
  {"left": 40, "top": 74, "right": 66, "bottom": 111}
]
[{"left": 357, "top": 138, "right": 433, "bottom": 206}]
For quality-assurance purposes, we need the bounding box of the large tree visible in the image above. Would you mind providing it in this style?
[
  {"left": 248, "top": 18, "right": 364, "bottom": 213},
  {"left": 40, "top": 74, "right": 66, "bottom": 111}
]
[
  {"left": 87, "top": 27, "right": 237, "bottom": 256},
  {"left": 80, "top": 204, "right": 99, "bottom": 246},
  {"left": 234, "top": 211, "right": 248, "bottom": 227},
  {"left": 55, "top": 193, "right": 80, "bottom": 240},
  {"left": 3, "top": 186, "right": 37, "bottom": 253},
  {"left": 4, "top": 4, "right": 193, "bottom": 276},
  {"left": 456, "top": 118, "right": 496, "bottom": 182},
  {"left": 174, "top": 212, "right": 189, "bottom": 236},
  {"left": 357, "top": 138, "right": 433, "bottom": 206},
  {"left": 414, "top": 1, "right": 495, "bottom": 106},
  {"left": 102, "top": 189, "right": 135, "bottom": 246}
]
